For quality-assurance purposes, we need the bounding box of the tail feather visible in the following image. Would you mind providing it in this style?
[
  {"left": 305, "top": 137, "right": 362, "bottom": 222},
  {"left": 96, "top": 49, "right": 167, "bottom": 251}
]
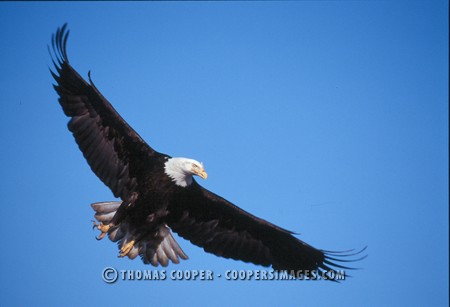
[
  {"left": 90, "top": 201, "right": 188, "bottom": 266},
  {"left": 150, "top": 226, "right": 189, "bottom": 267},
  {"left": 127, "top": 245, "right": 140, "bottom": 260},
  {"left": 108, "top": 223, "right": 128, "bottom": 242},
  {"left": 91, "top": 201, "right": 121, "bottom": 224},
  {"left": 91, "top": 201, "right": 121, "bottom": 214}
]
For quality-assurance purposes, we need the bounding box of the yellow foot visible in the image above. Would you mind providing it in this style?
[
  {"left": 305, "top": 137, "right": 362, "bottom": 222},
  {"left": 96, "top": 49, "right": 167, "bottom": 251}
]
[
  {"left": 92, "top": 221, "right": 110, "bottom": 240},
  {"left": 119, "top": 240, "right": 136, "bottom": 257}
]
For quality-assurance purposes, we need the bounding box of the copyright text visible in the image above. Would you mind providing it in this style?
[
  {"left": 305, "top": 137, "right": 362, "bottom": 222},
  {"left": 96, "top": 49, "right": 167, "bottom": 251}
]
[{"left": 102, "top": 267, "right": 346, "bottom": 283}]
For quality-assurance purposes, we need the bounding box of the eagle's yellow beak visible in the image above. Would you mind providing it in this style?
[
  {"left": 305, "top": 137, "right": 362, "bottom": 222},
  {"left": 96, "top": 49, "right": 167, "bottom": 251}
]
[
  {"left": 191, "top": 163, "right": 208, "bottom": 180},
  {"left": 196, "top": 169, "right": 208, "bottom": 180}
]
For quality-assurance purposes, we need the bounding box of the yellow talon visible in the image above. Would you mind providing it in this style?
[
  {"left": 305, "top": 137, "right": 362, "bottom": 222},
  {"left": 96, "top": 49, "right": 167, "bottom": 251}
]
[
  {"left": 119, "top": 240, "right": 135, "bottom": 257},
  {"left": 93, "top": 221, "right": 110, "bottom": 240}
]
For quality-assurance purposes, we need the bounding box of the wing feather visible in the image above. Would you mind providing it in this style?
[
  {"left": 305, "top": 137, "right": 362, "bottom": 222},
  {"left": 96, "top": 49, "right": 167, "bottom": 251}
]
[
  {"left": 50, "top": 24, "right": 162, "bottom": 200},
  {"left": 167, "top": 181, "right": 365, "bottom": 273}
]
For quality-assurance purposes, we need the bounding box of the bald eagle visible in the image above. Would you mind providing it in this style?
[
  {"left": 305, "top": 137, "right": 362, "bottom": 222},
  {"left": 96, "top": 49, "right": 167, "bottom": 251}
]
[{"left": 50, "top": 24, "right": 365, "bottom": 278}]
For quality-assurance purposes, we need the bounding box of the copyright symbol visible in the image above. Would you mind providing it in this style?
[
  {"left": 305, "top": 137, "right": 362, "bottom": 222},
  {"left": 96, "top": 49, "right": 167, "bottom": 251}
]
[{"left": 102, "top": 267, "right": 118, "bottom": 284}]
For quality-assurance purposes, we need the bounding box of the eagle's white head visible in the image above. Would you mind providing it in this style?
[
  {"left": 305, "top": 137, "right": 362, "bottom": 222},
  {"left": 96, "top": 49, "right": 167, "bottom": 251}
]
[{"left": 164, "top": 157, "right": 208, "bottom": 187}]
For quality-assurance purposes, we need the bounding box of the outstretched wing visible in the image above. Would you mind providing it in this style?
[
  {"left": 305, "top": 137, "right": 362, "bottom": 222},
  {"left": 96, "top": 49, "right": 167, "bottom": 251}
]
[
  {"left": 167, "top": 181, "right": 365, "bottom": 274},
  {"left": 50, "top": 24, "right": 161, "bottom": 200}
]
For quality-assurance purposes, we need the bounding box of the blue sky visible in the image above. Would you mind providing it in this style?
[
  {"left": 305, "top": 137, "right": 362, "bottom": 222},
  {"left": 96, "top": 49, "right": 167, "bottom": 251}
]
[{"left": 0, "top": 1, "right": 448, "bottom": 306}]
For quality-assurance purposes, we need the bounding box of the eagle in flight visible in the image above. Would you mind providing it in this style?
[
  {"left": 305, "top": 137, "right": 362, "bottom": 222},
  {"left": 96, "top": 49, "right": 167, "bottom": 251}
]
[{"left": 50, "top": 24, "right": 365, "bottom": 278}]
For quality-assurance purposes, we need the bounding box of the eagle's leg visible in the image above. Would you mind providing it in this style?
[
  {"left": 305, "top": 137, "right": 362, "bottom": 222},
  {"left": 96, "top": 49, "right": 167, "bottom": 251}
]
[
  {"left": 92, "top": 222, "right": 111, "bottom": 240},
  {"left": 94, "top": 193, "right": 139, "bottom": 241},
  {"left": 119, "top": 229, "right": 145, "bottom": 258},
  {"left": 119, "top": 240, "right": 136, "bottom": 257},
  {"left": 110, "top": 192, "right": 138, "bottom": 226},
  {"left": 92, "top": 203, "right": 128, "bottom": 240}
]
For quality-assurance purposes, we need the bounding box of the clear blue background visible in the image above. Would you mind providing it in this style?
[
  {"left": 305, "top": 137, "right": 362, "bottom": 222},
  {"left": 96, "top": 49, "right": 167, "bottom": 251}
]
[{"left": 0, "top": 1, "right": 448, "bottom": 306}]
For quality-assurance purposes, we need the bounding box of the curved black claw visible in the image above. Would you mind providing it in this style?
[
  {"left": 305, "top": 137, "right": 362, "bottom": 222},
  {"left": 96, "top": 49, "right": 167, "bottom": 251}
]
[{"left": 91, "top": 220, "right": 99, "bottom": 230}]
